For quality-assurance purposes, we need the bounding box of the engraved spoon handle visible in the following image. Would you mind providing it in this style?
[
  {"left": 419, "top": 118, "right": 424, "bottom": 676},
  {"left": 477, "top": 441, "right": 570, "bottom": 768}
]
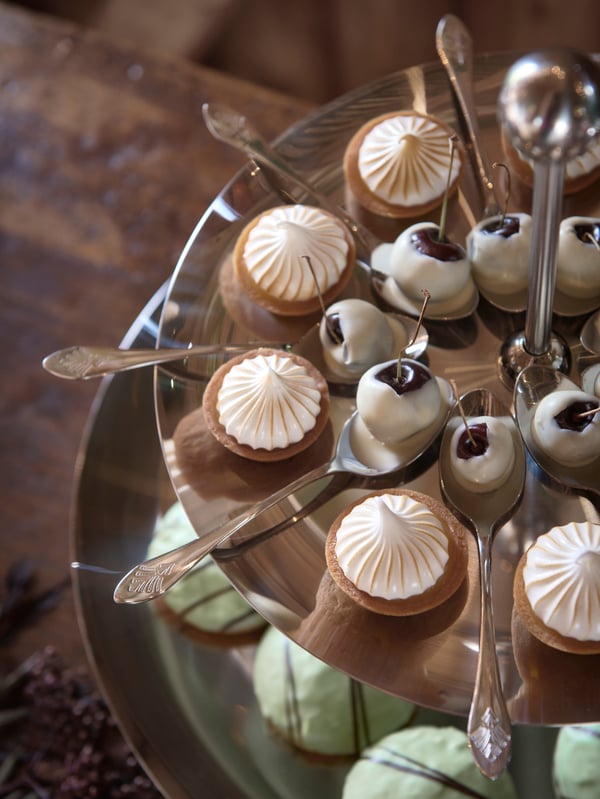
[
  {"left": 42, "top": 343, "right": 285, "bottom": 380},
  {"left": 436, "top": 14, "right": 501, "bottom": 216},
  {"left": 468, "top": 527, "right": 512, "bottom": 778},
  {"left": 113, "top": 458, "right": 337, "bottom": 604},
  {"left": 201, "top": 102, "right": 380, "bottom": 258}
]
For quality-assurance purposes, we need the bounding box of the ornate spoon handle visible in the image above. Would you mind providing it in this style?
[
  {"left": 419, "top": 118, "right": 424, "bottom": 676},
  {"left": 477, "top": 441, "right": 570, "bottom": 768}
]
[
  {"left": 42, "top": 343, "right": 284, "bottom": 379},
  {"left": 468, "top": 528, "right": 512, "bottom": 778},
  {"left": 112, "top": 459, "right": 336, "bottom": 604}
]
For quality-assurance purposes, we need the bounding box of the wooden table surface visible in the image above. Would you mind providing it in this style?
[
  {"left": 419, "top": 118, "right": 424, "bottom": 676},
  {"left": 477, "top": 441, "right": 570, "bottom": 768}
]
[{"left": 0, "top": 0, "right": 312, "bottom": 674}]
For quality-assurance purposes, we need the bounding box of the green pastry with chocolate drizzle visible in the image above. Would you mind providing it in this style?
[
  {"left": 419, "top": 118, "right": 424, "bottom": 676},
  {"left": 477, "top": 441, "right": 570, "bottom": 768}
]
[
  {"left": 553, "top": 724, "right": 600, "bottom": 799},
  {"left": 147, "top": 502, "right": 266, "bottom": 646},
  {"left": 252, "top": 626, "right": 415, "bottom": 757},
  {"left": 342, "top": 726, "right": 518, "bottom": 798}
]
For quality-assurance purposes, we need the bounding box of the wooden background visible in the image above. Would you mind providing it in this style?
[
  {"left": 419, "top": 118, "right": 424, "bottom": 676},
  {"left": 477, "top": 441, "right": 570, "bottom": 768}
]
[{"left": 14, "top": 0, "right": 600, "bottom": 103}]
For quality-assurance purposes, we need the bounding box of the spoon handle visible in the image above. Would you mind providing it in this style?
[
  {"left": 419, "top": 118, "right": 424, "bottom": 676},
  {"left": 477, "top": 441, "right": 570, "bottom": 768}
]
[
  {"left": 42, "top": 343, "right": 285, "bottom": 380},
  {"left": 436, "top": 15, "right": 501, "bottom": 216},
  {"left": 201, "top": 102, "right": 380, "bottom": 258},
  {"left": 468, "top": 530, "right": 512, "bottom": 778},
  {"left": 113, "top": 459, "right": 335, "bottom": 604}
]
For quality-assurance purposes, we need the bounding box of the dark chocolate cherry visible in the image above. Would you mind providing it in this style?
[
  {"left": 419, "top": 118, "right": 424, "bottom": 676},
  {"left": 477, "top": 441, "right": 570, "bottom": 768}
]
[
  {"left": 554, "top": 400, "right": 597, "bottom": 432},
  {"left": 456, "top": 422, "right": 489, "bottom": 459},
  {"left": 410, "top": 227, "right": 466, "bottom": 262},
  {"left": 481, "top": 215, "right": 520, "bottom": 239},
  {"left": 375, "top": 359, "right": 430, "bottom": 396},
  {"left": 574, "top": 221, "right": 600, "bottom": 246},
  {"left": 324, "top": 312, "right": 343, "bottom": 345}
]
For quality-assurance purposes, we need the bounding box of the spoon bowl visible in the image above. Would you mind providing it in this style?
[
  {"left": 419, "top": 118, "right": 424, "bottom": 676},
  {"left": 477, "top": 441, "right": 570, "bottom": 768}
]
[
  {"left": 113, "top": 383, "right": 452, "bottom": 605},
  {"left": 514, "top": 365, "right": 600, "bottom": 497},
  {"left": 439, "top": 388, "right": 526, "bottom": 779},
  {"left": 580, "top": 308, "right": 600, "bottom": 355}
]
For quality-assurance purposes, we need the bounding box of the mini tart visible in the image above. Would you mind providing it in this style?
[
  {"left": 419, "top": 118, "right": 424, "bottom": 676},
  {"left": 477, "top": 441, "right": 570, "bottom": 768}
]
[
  {"left": 326, "top": 488, "right": 468, "bottom": 616},
  {"left": 202, "top": 348, "right": 330, "bottom": 462},
  {"left": 343, "top": 111, "right": 463, "bottom": 219},
  {"left": 513, "top": 522, "right": 600, "bottom": 655},
  {"left": 501, "top": 126, "right": 600, "bottom": 195},
  {"left": 232, "top": 204, "right": 355, "bottom": 316}
]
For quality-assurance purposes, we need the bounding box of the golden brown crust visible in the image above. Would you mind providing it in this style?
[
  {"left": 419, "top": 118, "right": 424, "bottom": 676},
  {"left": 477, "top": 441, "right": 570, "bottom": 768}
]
[
  {"left": 154, "top": 596, "right": 266, "bottom": 648},
  {"left": 325, "top": 488, "right": 468, "bottom": 617},
  {"left": 513, "top": 553, "right": 600, "bottom": 655},
  {"left": 202, "top": 347, "right": 330, "bottom": 462},
  {"left": 172, "top": 405, "right": 335, "bottom": 502},
  {"left": 343, "top": 111, "right": 464, "bottom": 219},
  {"left": 501, "top": 127, "right": 600, "bottom": 196},
  {"left": 232, "top": 206, "right": 356, "bottom": 317}
]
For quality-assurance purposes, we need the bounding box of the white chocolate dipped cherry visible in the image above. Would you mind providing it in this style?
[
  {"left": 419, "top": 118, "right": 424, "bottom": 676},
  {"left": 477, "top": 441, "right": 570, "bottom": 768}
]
[
  {"left": 532, "top": 389, "right": 600, "bottom": 466},
  {"left": 467, "top": 212, "right": 532, "bottom": 296},
  {"left": 318, "top": 298, "right": 408, "bottom": 379},
  {"left": 356, "top": 357, "right": 442, "bottom": 446},
  {"left": 450, "top": 415, "right": 515, "bottom": 494},
  {"left": 556, "top": 216, "right": 600, "bottom": 299},
  {"left": 386, "top": 222, "right": 472, "bottom": 309}
]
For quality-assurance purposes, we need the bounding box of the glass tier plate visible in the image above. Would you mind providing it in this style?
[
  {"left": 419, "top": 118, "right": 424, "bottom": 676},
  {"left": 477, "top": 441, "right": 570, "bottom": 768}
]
[
  {"left": 72, "top": 285, "right": 558, "bottom": 799},
  {"left": 153, "top": 53, "right": 600, "bottom": 725}
]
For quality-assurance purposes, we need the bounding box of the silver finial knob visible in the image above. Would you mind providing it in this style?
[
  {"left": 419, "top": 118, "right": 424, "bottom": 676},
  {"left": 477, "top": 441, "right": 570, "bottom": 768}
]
[{"left": 498, "top": 48, "right": 600, "bottom": 163}]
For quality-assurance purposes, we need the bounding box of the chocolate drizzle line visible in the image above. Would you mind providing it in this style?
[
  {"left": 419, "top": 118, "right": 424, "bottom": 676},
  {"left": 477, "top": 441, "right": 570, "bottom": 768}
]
[
  {"left": 570, "top": 725, "right": 600, "bottom": 740},
  {"left": 171, "top": 562, "right": 258, "bottom": 632},
  {"left": 281, "top": 639, "right": 370, "bottom": 753},
  {"left": 362, "top": 746, "right": 489, "bottom": 798},
  {"left": 350, "top": 680, "right": 371, "bottom": 755}
]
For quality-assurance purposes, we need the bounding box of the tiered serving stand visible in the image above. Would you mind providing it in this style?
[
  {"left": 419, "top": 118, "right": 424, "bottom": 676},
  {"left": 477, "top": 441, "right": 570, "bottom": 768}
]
[{"left": 72, "top": 49, "right": 599, "bottom": 798}]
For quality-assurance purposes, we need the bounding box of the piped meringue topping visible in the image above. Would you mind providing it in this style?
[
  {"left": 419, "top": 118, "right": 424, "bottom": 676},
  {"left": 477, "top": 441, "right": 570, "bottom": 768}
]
[
  {"left": 242, "top": 205, "right": 350, "bottom": 302},
  {"left": 216, "top": 352, "right": 322, "bottom": 450},
  {"left": 334, "top": 493, "right": 449, "bottom": 600},
  {"left": 357, "top": 114, "right": 460, "bottom": 208},
  {"left": 523, "top": 522, "right": 600, "bottom": 641}
]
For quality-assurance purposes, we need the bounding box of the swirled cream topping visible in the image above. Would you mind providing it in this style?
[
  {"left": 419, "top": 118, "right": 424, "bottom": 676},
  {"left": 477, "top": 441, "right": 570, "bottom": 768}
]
[
  {"left": 357, "top": 114, "right": 460, "bottom": 208},
  {"left": 242, "top": 205, "right": 349, "bottom": 301},
  {"left": 216, "top": 352, "right": 322, "bottom": 450},
  {"left": 523, "top": 522, "right": 600, "bottom": 641},
  {"left": 335, "top": 493, "right": 449, "bottom": 600}
]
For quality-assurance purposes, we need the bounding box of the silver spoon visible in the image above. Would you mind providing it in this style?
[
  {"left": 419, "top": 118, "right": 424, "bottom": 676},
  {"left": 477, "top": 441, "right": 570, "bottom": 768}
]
[
  {"left": 202, "top": 101, "right": 479, "bottom": 322},
  {"left": 41, "top": 343, "right": 287, "bottom": 380},
  {"left": 202, "top": 101, "right": 380, "bottom": 259},
  {"left": 514, "top": 365, "right": 600, "bottom": 498},
  {"left": 580, "top": 309, "right": 600, "bottom": 355},
  {"left": 114, "top": 379, "right": 453, "bottom": 604},
  {"left": 436, "top": 14, "right": 501, "bottom": 216},
  {"left": 44, "top": 310, "right": 428, "bottom": 384},
  {"left": 439, "top": 389, "right": 526, "bottom": 779}
]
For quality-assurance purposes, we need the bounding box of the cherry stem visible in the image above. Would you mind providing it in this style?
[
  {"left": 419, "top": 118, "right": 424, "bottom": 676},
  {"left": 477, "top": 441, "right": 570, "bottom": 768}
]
[
  {"left": 438, "top": 135, "right": 459, "bottom": 243},
  {"left": 450, "top": 379, "right": 477, "bottom": 448},
  {"left": 575, "top": 406, "right": 600, "bottom": 419},
  {"left": 397, "top": 288, "right": 430, "bottom": 381},
  {"left": 407, "top": 288, "right": 431, "bottom": 349},
  {"left": 492, "top": 161, "right": 511, "bottom": 226},
  {"left": 302, "top": 255, "right": 342, "bottom": 344}
]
